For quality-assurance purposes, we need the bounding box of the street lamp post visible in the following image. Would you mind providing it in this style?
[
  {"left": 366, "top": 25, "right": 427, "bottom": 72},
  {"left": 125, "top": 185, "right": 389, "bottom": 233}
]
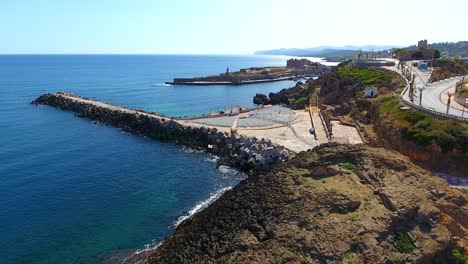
[
  {"left": 446, "top": 92, "right": 453, "bottom": 114},
  {"left": 463, "top": 98, "right": 467, "bottom": 118},
  {"left": 418, "top": 87, "right": 426, "bottom": 107}
]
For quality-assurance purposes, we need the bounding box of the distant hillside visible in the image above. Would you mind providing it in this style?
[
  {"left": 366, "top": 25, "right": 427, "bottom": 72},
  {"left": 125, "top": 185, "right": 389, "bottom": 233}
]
[
  {"left": 387, "top": 41, "right": 468, "bottom": 58},
  {"left": 424, "top": 41, "right": 467, "bottom": 57},
  {"left": 255, "top": 45, "right": 401, "bottom": 61}
]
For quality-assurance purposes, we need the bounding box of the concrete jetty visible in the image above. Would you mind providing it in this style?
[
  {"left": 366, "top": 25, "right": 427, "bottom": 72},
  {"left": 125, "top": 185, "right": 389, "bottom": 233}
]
[{"left": 32, "top": 92, "right": 290, "bottom": 174}]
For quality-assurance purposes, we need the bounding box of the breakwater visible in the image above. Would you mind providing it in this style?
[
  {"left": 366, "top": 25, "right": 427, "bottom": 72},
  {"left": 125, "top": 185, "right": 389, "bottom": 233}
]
[
  {"left": 166, "top": 75, "right": 314, "bottom": 86},
  {"left": 32, "top": 92, "right": 290, "bottom": 174}
]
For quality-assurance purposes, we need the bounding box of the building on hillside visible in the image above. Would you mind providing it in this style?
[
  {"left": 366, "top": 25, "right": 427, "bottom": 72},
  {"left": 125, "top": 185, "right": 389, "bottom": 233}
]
[
  {"left": 395, "top": 39, "right": 436, "bottom": 61},
  {"left": 417, "top": 39, "right": 428, "bottom": 50},
  {"left": 364, "top": 86, "right": 378, "bottom": 98},
  {"left": 286, "top": 59, "right": 329, "bottom": 74},
  {"left": 355, "top": 59, "right": 395, "bottom": 68},
  {"left": 418, "top": 62, "right": 428, "bottom": 70},
  {"left": 286, "top": 59, "right": 314, "bottom": 68}
]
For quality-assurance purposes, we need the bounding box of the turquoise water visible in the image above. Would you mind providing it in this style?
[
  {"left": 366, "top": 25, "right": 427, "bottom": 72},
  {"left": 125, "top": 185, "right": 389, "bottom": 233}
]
[{"left": 0, "top": 55, "right": 297, "bottom": 264}]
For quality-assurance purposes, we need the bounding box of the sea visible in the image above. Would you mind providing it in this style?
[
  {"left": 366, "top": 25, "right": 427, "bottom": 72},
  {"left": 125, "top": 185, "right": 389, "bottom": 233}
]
[{"left": 0, "top": 54, "right": 305, "bottom": 264}]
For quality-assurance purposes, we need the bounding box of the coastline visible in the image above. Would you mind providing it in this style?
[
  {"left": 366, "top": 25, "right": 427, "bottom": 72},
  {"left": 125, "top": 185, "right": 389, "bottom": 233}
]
[
  {"left": 116, "top": 163, "right": 247, "bottom": 264},
  {"left": 165, "top": 75, "right": 313, "bottom": 86},
  {"left": 144, "top": 144, "right": 468, "bottom": 263}
]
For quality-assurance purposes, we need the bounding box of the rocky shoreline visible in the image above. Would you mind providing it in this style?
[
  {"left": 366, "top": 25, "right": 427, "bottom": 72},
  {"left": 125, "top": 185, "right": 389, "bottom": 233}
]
[
  {"left": 145, "top": 144, "right": 468, "bottom": 263},
  {"left": 31, "top": 92, "right": 468, "bottom": 263},
  {"left": 32, "top": 92, "right": 290, "bottom": 175}
]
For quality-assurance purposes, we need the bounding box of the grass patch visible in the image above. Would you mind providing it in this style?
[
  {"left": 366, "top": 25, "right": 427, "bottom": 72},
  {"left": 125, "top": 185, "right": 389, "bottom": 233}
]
[
  {"left": 393, "top": 232, "right": 416, "bottom": 253},
  {"left": 338, "top": 162, "right": 358, "bottom": 172},
  {"left": 340, "top": 251, "right": 352, "bottom": 261},
  {"left": 337, "top": 67, "right": 391, "bottom": 86},
  {"left": 348, "top": 212, "right": 359, "bottom": 221},
  {"left": 301, "top": 177, "right": 321, "bottom": 189},
  {"left": 292, "top": 96, "right": 309, "bottom": 108},
  {"left": 450, "top": 248, "right": 467, "bottom": 264}
]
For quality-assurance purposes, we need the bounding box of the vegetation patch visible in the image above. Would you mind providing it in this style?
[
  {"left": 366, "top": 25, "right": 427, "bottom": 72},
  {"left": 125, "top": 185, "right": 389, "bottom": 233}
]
[
  {"left": 340, "top": 251, "right": 352, "bottom": 261},
  {"left": 430, "top": 58, "right": 468, "bottom": 82},
  {"left": 450, "top": 248, "right": 467, "bottom": 264},
  {"left": 292, "top": 96, "right": 309, "bottom": 109},
  {"left": 392, "top": 232, "right": 416, "bottom": 253},
  {"left": 337, "top": 67, "right": 391, "bottom": 86},
  {"left": 378, "top": 96, "right": 468, "bottom": 158},
  {"left": 434, "top": 242, "right": 468, "bottom": 264},
  {"left": 351, "top": 236, "right": 362, "bottom": 251},
  {"left": 338, "top": 162, "right": 358, "bottom": 172}
]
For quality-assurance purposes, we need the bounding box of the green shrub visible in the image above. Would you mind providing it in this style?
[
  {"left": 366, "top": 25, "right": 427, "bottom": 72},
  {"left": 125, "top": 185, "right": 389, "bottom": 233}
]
[
  {"left": 292, "top": 97, "right": 308, "bottom": 108},
  {"left": 433, "top": 130, "right": 457, "bottom": 152},
  {"left": 378, "top": 96, "right": 468, "bottom": 154},
  {"left": 450, "top": 248, "right": 467, "bottom": 264},
  {"left": 338, "top": 162, "right": 358, "bottom": 172},
  {"left": 393, "top": 232, "right": 416, "bottom": 253}
]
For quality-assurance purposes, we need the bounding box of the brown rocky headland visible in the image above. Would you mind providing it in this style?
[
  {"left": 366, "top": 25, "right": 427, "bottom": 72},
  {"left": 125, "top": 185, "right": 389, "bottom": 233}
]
[{"left": 146, "top": 144, "right": 467, "bottom": 263}]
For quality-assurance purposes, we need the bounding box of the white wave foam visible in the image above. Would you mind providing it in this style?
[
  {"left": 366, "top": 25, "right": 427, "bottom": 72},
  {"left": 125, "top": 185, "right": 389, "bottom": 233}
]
[
  {"left": 204, "top": 155, "right": 220, "bottom": 163},
  {"left": 218, "top": 165, "right": 248, "bottom": 180},
  {"left": 181, "top": 146, "right": 204, "bottom": 153},
  {"left": 120, "top": 240, "right": 162, "bottom": 264},
  {"left": 173, "top": 186, "right": 232, "bottom": 227},
  {"left": 123, "top": 165, "right": 247, "bottom": 263},
  {"left": 152, "top": 83, "right": 173, "bottom": 87}
]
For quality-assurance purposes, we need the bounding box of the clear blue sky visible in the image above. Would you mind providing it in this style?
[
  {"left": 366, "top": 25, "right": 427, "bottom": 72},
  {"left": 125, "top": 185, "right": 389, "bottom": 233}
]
[{"left": 1, "top": 0, "right": 467, "bottom": 54}]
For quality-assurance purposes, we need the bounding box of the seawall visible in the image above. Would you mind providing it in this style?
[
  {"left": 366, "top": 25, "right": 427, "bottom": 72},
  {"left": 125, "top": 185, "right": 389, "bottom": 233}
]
[{"left": 32, "top": 92, "right": 290, "bottom": 174}]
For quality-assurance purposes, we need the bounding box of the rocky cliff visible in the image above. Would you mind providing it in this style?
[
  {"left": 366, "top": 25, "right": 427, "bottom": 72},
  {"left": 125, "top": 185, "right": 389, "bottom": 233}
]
[
  {"left": 429, "top": 58, "right": 468, "bottom": 83},
  {"left": 146, "top": 144, "right": 467, "bottom": 264}
]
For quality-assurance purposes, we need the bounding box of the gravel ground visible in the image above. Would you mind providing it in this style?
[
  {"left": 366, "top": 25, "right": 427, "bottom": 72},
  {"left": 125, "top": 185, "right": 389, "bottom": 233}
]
[
  {"left": 237, "top": 117, "right": 275, "bottom": 127},
  {"left": 249, "top": 105, "right": 298, "bottom": 124},
  {"left": 191, "top": 116, "right": 236, "bottom": 127},
  {"left": 191, "top": 106, "right": 299, "bottom": 128}
]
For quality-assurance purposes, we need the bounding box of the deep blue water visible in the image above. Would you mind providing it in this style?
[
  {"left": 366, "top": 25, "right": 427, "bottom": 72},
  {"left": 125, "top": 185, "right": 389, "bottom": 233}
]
[{"left": 0, "top": 55, "right": 298, "bottom": 264}]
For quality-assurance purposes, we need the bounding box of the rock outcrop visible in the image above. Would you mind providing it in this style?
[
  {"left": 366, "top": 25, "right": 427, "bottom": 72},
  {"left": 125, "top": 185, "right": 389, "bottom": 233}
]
[
  {"left": 32, "top": 93, "right": 289, "bottom": 174},
  {"left": 145, "top": 144, "right": 467, "bottom": 264},
  {"left": 253, "top": 93, "right": 271, "bottom": 105}
]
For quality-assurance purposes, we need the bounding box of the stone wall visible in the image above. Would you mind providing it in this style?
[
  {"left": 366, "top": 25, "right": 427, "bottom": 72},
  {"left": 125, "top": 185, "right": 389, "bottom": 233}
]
[{"left": 32, "top": 93, "right": 290, "bottom": 174}]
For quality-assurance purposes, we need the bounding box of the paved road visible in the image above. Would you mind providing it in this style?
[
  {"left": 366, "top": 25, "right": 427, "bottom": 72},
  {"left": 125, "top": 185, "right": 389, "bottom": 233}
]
[
  {"left": 385, "top": 61, "right": 468, "bottom": 118},
  {"left": 421, "top": 77, "right": 467, "bottom": 116},
  {"left": 411, "top": 65, "right": 467, "bottom": 117}
]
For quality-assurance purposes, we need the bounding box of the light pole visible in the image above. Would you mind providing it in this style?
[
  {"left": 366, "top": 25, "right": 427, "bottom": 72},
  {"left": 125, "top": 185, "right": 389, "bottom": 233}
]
[
  {"left": 463, "top": 98, "right": 467, "bottom": 118},
  {"left": 418, "top": 87, "right": 426, "bottom": 107},
  {"left": 446, "top": 92, "right": 453, "bottom": 114}
]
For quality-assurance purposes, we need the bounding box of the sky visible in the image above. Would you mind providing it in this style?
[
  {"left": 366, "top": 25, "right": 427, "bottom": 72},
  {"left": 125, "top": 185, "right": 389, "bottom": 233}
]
[{"left": 1, "top": 0, "right": 467, "bottom": 54}]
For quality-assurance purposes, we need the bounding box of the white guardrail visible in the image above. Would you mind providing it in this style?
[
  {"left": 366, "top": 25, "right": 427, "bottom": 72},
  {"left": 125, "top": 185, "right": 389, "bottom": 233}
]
[{"left": 398, "top": 74, "right": 468, "bottom": 123}]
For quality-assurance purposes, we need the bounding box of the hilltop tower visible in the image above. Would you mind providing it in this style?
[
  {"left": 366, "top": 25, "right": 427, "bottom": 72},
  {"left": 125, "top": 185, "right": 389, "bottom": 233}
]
[{"left": 417, "top": 39, "right": 428, "bottom": 50}]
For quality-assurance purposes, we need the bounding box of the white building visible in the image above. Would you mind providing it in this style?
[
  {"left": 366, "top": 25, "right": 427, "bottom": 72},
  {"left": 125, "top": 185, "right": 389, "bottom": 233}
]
[{"left": 364, "top": 86, "right": 378, "bottom": 97}]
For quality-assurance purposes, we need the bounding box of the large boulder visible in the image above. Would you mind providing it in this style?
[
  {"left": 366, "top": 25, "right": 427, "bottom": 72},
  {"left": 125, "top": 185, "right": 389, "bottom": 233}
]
[
  {"left": 268, "top": 92, "right": 289, "bottom": 105},
  {"left": 253, "top": 93, "right": 271, "bottom": 105}
]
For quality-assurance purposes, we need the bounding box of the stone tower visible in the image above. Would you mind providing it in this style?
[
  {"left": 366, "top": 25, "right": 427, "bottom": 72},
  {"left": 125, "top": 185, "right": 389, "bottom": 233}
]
[{"left": 417, "top": 39, "right": 428, "bottom": 50}]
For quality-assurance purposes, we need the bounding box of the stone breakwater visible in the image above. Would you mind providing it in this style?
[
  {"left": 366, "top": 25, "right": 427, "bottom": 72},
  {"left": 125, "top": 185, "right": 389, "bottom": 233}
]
[{"left": 32, "top": 92, "right": 290, "bottom": 174}]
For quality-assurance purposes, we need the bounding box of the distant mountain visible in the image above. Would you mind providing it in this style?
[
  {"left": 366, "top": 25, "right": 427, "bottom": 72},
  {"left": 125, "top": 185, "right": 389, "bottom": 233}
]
[
  {"left": 254, "top": 45, "right": 402, "bottom": 61},
  {"left": 255, "top": 45, "right": 399, "bottom": 55}
]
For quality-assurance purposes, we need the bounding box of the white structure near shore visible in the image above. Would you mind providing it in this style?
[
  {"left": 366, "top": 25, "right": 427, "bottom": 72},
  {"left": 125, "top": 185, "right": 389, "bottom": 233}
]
[{"left": 365, "top": 86, "right": 378, "bottom": 98}]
